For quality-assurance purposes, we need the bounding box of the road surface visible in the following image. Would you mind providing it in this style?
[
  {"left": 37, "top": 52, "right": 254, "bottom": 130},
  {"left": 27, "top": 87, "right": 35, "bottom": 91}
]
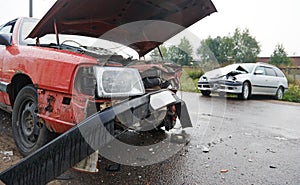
[{"left": 1, "top": 92, "right": 300, "bottom": 184}]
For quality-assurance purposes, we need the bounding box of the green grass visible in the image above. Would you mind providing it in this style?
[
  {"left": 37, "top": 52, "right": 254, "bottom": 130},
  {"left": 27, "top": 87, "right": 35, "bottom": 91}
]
[
  {"left": 179, "top": 67, "right": 203, "bottom": 93},
  {"left": 283, "top": 85, "right": 300, "bottom": 103},
  {"left": 183, "top": 67, "right": 204, "bottom": 80},
  {"left": 179, "top": 71, "right": 200, "bottom": 93}
]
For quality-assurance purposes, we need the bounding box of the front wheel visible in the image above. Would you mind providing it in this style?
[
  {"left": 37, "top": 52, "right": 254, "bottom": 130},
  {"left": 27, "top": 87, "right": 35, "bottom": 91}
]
[
  {"left": 238, "top": 82, "right": 251, "bottom": 100},
  {"left": 12, "top": 85, "right": 54, "bottom": 156},
  {"left": 201, "top": 90, "right": 211, "bottom": 97},
  {"left": 275, "top": 87, "right": 284, "bottom": 100}
]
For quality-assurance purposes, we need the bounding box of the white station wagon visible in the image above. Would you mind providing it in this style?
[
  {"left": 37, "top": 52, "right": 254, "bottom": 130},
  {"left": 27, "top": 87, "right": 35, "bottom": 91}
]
[{"left": 198, "top": 63, "right": 288, "bottom": 100}]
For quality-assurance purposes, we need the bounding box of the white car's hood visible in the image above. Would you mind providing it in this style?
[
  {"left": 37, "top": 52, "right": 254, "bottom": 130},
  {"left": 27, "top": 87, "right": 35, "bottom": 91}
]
[{"left": 203, "top": 64, "right": 248, "bottom": 80}]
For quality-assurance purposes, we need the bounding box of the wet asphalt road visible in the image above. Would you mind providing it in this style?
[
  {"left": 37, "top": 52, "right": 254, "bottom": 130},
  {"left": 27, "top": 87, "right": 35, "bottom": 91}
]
[{"left": 1, "top": 92, "right": 300, "bottom": 184}]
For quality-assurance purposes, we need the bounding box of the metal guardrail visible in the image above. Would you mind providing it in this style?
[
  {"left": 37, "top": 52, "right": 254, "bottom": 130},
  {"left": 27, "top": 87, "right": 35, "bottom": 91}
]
[{"left": 0, "top": 90, "right": 192, "bottom": 185}]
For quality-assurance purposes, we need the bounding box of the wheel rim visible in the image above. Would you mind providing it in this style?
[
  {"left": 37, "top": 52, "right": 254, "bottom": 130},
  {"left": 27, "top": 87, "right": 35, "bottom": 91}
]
[
  {"left": 243, "top": 83, "right": 249, "bottom": 99},
  {"left": 277, "top": 88, "right": 283, "bottom": 99},
  {"left": 17, "top": 99, "right": 39, "bottom": 149}
]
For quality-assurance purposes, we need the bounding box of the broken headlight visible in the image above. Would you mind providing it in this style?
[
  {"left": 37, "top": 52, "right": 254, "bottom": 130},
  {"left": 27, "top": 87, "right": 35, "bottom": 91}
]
[
  {"left": 224, "top": 75, "right": 236, "bottom": 81},
  {"left": 94, "top": 67, "right": 145, "bottom": 98},
  {"left": 74, "top": 66, "right": 97, "bottom": 96},
  {"left": 199, "top": 76, "right": 207, "bottom": 81}
]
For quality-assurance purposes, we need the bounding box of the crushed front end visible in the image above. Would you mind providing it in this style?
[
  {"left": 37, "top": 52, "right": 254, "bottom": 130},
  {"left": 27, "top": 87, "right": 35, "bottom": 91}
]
[{"left": 70, "top": 58, "right": 191, "bottom": 133}]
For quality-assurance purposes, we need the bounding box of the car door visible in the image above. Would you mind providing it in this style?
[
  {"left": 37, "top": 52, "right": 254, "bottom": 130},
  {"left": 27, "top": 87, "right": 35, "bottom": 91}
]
[
  {"left": 251, "top": 66, "right": 269, "bottom": 94},
  {"left": 0, "top": 20, "right": 16, "bottom": 105},
  {"left": 264, "top": 67, "right": 280, "bottom": 94}
]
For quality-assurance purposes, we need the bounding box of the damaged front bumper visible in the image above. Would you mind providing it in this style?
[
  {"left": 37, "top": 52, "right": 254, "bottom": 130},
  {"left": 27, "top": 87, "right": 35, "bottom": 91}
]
[
  {"left": 0, "top": 90, "right": 192, "bottom": 185},
  {"left": 198, "top": 80, "right": 243, "bottom": 94}
]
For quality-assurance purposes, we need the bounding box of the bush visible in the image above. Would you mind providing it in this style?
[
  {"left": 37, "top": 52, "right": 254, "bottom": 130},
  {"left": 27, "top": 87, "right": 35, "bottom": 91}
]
[
  {"left": 283, "top": 85, "right": 300, "bottom": 103},
  {"left": 184, "top": 67, "right": 204, "bottom": 80}
]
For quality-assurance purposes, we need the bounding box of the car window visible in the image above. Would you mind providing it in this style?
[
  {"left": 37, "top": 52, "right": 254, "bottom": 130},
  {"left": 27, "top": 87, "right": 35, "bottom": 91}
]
[
  {"left": 0, "top": 25, "right": 13, "bottom": 34},
  {"left": 273, "top": 67, "right": 285, "bottom": 77},
  {"left": 18, "top": 18, "right": 139, "bottom": 59},
  {"left": 19, "top": 18, "right": 39, "bottom": 45},
  {"left": 265, "top": 67, "right": 277, "bottom": 76},
  {"left": 0, "top": 19, "right": 16, "bottom": 35},
  {"left": 254, "top": 66, "right": 266, "bottom": 75}
]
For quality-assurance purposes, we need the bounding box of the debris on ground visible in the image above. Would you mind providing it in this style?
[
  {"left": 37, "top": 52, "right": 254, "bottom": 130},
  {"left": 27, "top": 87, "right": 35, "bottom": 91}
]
[
  {"left": 266, "top": 148, "right": 276, "bottom": 153},
  {"left": 196, "top": 145, "right": 210, "bottom": 153},
  {"left": 274, "top": 136, "right": 287, "bottom": 141},
  {"left": 0, "top": 150, "right": 14, "bottom": 162},
  {"left": 220, "top": 169, "right": 229, "bottom": 173},
  {"left": 0, "top": 151, "right": 13, "bottom": 156},
  {"left": 105, "top": 164, "right": 121, "bottom": 172},
  {"left": 170, "top": 132, "right": 190, "bottom": 144}
]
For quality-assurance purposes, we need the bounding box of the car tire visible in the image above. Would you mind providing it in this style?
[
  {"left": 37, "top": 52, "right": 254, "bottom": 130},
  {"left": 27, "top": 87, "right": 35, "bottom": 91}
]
[
  {"left": 218, "top": 92, "right": 226, "bottom": 98},
  {"left": 201, "top": 90, "right": 211, "bottom": 97},
  {"left": 238, "top": 81, "right": 251, "bottom": 100},
  {"left": 275, "top": 86, "right": 284, "bottom": 100},
  {"left": 12, "top": 85, "right": 54, "bottom": 156}
]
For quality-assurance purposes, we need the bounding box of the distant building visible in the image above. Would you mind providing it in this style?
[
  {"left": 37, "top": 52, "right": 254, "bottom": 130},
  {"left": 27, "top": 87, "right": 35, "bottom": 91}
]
[{"left": 258, "top": 56, "right": 300, "bottom": 67}]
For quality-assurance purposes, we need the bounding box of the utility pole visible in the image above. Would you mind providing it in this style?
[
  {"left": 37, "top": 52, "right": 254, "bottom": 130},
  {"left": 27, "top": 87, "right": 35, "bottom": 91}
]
[{"left": 29, "top": 0, "right": 33, "bottom": 17}]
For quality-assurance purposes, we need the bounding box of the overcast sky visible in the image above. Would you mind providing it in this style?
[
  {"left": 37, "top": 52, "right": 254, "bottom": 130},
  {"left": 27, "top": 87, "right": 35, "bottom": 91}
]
[{"left": 0, "top": 0, "right": 299, "bottom": 57}]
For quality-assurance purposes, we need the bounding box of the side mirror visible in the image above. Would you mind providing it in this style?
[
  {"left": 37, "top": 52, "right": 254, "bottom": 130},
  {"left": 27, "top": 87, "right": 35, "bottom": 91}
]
[
  {"left": 254, "top": 70, "right": 264, "bottom": 75},
  {"left": 0, "top": 34, "right": 11, "bottom": 46}
]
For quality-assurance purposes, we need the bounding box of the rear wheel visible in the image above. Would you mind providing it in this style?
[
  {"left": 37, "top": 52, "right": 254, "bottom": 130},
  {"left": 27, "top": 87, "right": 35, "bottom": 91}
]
[
  {"left": 275, "top": 87, "right": 284, "bottom": 100},
  {"left": 12, "top": 85, "right": 54, "bottom": 156},
  {"left": 238, "top": 82, "right": 251, "bottom": 100},
  {"left": 201, "top": 90, "right": 211, "bottom": 97}
]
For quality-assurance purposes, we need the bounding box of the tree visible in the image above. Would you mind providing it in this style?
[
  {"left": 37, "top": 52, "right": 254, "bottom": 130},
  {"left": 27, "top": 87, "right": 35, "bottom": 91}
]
[
  {"left": 166, "top": 37, "right": 193, "bottom": 66},
  {"left": 232, "top": 28, "right": 260, "bottom": 63},
  {"left": 197, "top": 36, "right": 234, "bottom": 64},
  {"left": 178, "top": 37, "right": 193, "bottom": 57},
  {"left": 269, "top": 44, "right": 292, "bottom": 67},
  {"left": 197, "top": 28, "right": 261, "bottom": 64},
  {"left": 150, "top": 45, "right": 168, "bottom": 60},
  {"left": 197, "top": 37, "right": 219, "bottom": 63},
  {"left": 166, "top": 45, "right": 192, "bottom": 66}
]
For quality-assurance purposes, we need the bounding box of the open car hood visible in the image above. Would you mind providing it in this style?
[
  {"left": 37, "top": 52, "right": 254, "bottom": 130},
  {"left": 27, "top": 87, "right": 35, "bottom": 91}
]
[{"left": 27, "top": 0, "right": 216, "bottom": 56}]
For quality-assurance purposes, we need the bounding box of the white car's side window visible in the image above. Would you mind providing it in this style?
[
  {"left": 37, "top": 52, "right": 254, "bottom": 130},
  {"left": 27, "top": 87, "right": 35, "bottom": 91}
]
[
  {"left": 255, "top": 66, "right": 266, "bottom": 75},
  {"left": 265, "top": 67, "right": 277, "bottom": 76}
]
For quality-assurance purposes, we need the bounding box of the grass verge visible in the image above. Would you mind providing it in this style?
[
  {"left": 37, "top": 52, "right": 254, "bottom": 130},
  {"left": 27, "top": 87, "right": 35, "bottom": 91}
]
[{"left": 283, "top": 85, "right": 300, "bottom": 103}]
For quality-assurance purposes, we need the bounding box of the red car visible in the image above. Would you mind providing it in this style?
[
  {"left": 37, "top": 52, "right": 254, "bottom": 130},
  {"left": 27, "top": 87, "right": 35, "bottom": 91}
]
[{"left": 0, "top": 0, "right": 216, "bottom": 156}]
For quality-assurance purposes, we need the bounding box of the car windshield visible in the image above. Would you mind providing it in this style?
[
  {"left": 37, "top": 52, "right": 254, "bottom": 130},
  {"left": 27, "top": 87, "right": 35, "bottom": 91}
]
[{"left": 19, "top": 18, "right": 139, "bottom": 59}]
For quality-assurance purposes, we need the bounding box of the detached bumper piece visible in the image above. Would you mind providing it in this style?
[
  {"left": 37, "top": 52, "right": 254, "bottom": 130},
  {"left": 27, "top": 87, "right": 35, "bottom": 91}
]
[{"left": 0, "top": 90, "right": 191, "bottom": 185}]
